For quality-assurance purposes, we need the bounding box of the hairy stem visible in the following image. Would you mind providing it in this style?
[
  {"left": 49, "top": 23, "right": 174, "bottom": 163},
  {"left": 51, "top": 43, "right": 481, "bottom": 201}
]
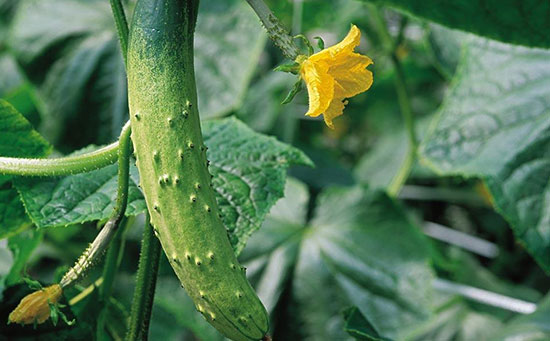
[
  {"left": 59, "top": 121, "right": 132, "bottom": 288},
  {"left": 370, "top": 7, "right": 417, "bottom": 196},
  {"left": 97, "top": 218, "right": 127, "bottom": 336},
  {"left": 109, "top": 0, "right": 129, "bottom": 65},
  {"left": 245, "top": 0, "right": 300, "bottom": 59},
  {"left": 0, "top": 142, "right": 119, "bottom": 177},
  {"left": 126, "top": 214, "right": 162, "bottom": 341},
  {"left": 281, "top": 0, "right": 304, "bottom": 143}
]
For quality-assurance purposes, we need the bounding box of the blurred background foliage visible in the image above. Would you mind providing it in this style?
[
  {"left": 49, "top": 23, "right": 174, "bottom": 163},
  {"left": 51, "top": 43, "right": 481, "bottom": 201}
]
[{"left": 0, "top": 0, "right": 549, "bottom": 340}]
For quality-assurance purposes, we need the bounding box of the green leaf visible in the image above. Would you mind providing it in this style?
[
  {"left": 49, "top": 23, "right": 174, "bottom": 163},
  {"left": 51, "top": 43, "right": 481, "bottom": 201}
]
[
  {"left": 15, "top": 118, "right": 312, "bottom": 254},
  {"left": 239, "top": 181, "right": 435, "bottom": 340},
  {"left": 488, "top": 294, "right": 550, "bottom": 340},
  {"left": 343, "top": 307, "right": 390, "bottom": 340},
  {"left": 236, "top": 72, "right": 298, "bottom": 133},
  {"left": 204, "top": 118, "right": 312, "bottom": 253},
  {"left": 426, "top": 24, "right": 467, "bottom": 80},
  {"left": 15, "top": 156, "right": 146, "bottom": 228},
  {"left": 419, "top": 38, "right": 550, "bottom": 271},
  {"left": 195, "top": 0, "right": 266, "bottom": 119},
  {"left": 0, "top": 187, "right": 30, "bottom": 239},
  {"left": 10, "top": 0, "right": 126, "bottom": 149},
  {"left": 0, "top": 100, "right": 50, "bottom": 238},
  {"left": 361, "top": 0, "right": 550, "bottom": 48},
  {"left": 408, "top": 297, "right": 504, "bottom": 341},
  {"left": 0, "top": 239, "right": 13, "bottom": 297},
  {"left": 5, "top": 228, "right": 43, "bottom": 286},
  {"left": 281, "top": 78, "right": 303, "bottom": 105},
  {"left": 354, "top": 115, "right": 433, "bottom": 189},
  {"left": 0, "top": 99, "right": 50, "bottom": 159}
]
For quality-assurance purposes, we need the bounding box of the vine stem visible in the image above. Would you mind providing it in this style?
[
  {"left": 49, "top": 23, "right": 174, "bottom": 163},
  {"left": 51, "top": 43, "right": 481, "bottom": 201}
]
[
  {"left": 245, "top": 0, "right": 300, "bottom": 59},
  {"left": 109, "top": 0, "right": 129, "bottom": 65},
  {"left": 95, "top": 120, "right": 133, "bottom": 333},
  {"left": 125, "top": 214, "right": 162, "bottom": 341},
  {"left": 281, "top": 0, "right": 304, "bottom": 144},
  {"left": 59, "top": 121, "right": 132, "bottom": 288},
  {"left": 370, "top": 6, "right": 417, "bottom": 196},
  {"left": 0, "top": 142, "right": 119, "bottom": 177}
]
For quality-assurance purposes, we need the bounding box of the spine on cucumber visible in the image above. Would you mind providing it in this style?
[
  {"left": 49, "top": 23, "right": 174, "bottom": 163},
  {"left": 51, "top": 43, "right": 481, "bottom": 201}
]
[{"left": 127, "top": 1, "right": 269, "bottom": 340}]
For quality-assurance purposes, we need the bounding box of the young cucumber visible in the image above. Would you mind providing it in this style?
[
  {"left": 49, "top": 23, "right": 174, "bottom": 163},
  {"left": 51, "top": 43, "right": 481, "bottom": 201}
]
[{"left": 127, "top": 1, "right": 269, "bottom": 340}]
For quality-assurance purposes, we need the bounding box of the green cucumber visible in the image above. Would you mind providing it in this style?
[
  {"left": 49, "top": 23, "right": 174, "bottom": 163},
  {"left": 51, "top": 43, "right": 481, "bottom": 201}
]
[{"left": 127, "top": 1, "right": 269, "bottom": 340}]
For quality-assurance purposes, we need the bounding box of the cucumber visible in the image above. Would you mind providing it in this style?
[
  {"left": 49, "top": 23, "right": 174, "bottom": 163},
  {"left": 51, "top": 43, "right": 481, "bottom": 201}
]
[{"left": 126, "top": 1, "right": 269, "bottom": 340}]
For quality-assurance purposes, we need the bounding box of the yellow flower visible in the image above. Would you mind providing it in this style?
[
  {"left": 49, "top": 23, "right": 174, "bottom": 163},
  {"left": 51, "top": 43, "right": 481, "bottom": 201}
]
[
  {"left": 299, "top": 25, "right": 373, "bottom": 129},
  {"left": 9, "top": 284, "right": 62, "bottom": 325}
]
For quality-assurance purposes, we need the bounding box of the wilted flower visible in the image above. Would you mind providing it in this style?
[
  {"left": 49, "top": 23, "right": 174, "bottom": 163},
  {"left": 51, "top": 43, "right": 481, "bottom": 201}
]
[{"left": 9, "top": 284, "right": 62, "bottom": 325}]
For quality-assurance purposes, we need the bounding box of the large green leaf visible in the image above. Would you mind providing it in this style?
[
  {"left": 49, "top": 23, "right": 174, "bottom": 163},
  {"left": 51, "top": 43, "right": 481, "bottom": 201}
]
[
  {"left": 195, "top": 0, "right": 266, "bottom": 119},
  {"left": 361, "top": 0, "right": 550, "bottom": 48},
  {"left": 10, "top": 0, "right": 125, "bottom": 149},
  {"left": 15, "top": 156, "right": 146, "bottom": 227},
  {"left": 9, "top": 0, "right": 265, "bottom": 149},
  {"left": 239, "top": 180, "right": 435, "bottom": 340},
  {"left": 4, "top": 229, "right": 43, "bottom": 286},
  {"left": 0, "top": 100, "right": 50, "bottom": 238},
  {"left": 16, "top": 117, "right": 311, "bottom": 253},
  {"left": 419, "top": 37, "right": 550, "bottom": 271},
  {"left": 426, "top": 24, "right": 467, "bottom": 80},
  {"left": 0, "top": 100, "right": 50, "bottom": 159},
  {"left": 354, "top": 116, "right": 433, "bottom": 189}
]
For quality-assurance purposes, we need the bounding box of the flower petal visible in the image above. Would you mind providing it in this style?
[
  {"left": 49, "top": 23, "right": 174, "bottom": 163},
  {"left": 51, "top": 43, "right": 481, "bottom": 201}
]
[
  {"left": 300, "top": 59, "right": 334, "bottom": 118},
  {"left": 309, "top": 25, "right": 361, "bottom": 62},
  {"left": 330, "top": 53, "right": 373, "bottom": 98},
  {"left": 322, "top": 97, "right": 348, "bottom": 129},
  {"left": 9, "top": 284, "right": 62, "bottom": 325}
]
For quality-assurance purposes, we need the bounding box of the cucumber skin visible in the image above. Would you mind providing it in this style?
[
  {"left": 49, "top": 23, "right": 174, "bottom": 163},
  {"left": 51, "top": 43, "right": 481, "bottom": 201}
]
[{"left": 126, "top": 1, "right": 268, "bottom": 340}]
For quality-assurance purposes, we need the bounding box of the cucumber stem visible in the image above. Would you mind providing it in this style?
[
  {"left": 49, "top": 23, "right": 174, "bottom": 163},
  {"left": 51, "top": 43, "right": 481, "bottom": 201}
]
[
  {"left": 0, "top": 141, "right": 119, "bottom": 177},
  {"left": 59, "top": 121, "right": 132, "bottom": 288},
  {"left": 109, "top": 0, "right": 129, "bottom": 65},
  {"left": 245, "top": 0, "right": 300, "bottom": 59},
  {"left": 97, "top": 217, "right": 128, "bottom": 336},
  {"left": 126, "top": 214, "right": 162, "bottom": 341}
]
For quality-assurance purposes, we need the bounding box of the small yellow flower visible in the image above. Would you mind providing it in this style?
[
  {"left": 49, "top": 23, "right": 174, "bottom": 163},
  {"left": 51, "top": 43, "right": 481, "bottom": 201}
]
[
  {"left": 9, "top": 284, "right": 62, "bottom": 325},
  {"left": 299, "top": 25, "right": 373, "bottom": 129}
]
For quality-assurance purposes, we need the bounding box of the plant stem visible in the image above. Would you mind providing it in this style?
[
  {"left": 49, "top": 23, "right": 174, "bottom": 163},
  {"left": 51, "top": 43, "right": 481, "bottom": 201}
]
[
  {"left": 59, "top": 121, "right": 132, "bottom": 288},
  {"left": 281, "top": 0, "right": 304, "bottom": 143},
  {"left": 97, "top": 218, "right": 127, "bottom": 336},
  {"left": 370, "top": 6, "right": 417, "bottom": 196},
  {"left": 245, "top": 0, "right": 300, "bottom": 59},
  {"left": 0, "top": 141, "right": 119, "bottom": 177},
  {"left": 126, "top": 214, "right": 162, "bottom": 341},
  {"left": 109, "top": 0, "right": 129, "bottom": 65},
  {"left": 100, "top": 218, "right": 129, "bottom": 301},
  {"left": 68, "top": 277, "right": 104, "bottom": 306},
  {"left": 113, "top": 120, "right": 132, "bottom": 223}
]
